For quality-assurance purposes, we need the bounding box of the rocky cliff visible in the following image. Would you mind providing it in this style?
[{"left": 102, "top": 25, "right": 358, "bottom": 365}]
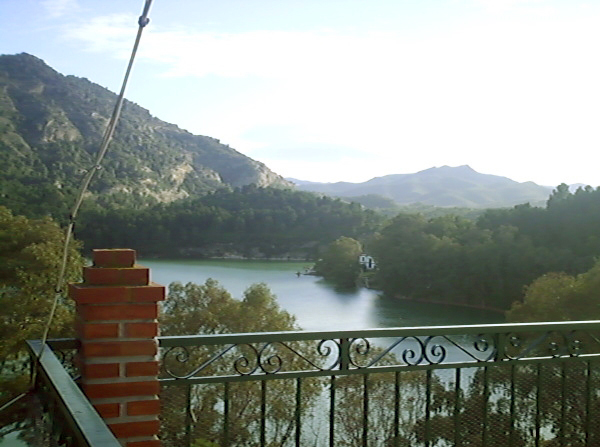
[{"left": 0, "top": 53, "right": 292, "bottom": 216}]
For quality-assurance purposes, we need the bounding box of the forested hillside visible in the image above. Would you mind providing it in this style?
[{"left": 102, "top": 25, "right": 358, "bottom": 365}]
[
  {"left": 370, "top": 184, "right": 600, "bottom": 311},
  {"left": 0, "top": 53, "right": 386, "bottom": 260},
  {"left": 76, "top": 186, "right": 382, "bottom": 259},
  {"left": 0, "top": 53, "right": 291, "bottom": 219}
]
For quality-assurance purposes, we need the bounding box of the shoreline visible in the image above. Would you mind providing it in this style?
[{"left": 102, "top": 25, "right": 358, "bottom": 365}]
[
  {"left": 137, "top": 255, "right": 507, "bottom": 315},
  {"left": 392, "top": 295, "right": 506, "bottom": 315}
]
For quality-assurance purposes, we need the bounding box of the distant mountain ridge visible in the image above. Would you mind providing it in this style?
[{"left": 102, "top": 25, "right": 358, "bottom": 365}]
[
  {"left": 0, "top": 53, "right": 291, "bottom": 216},
  {"left": 289, "top": 165, "right": 554, "bottom": 208}
]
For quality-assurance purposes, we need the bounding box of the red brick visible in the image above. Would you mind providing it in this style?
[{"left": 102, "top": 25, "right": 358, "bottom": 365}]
[
  {"left": 70, "top": 284, "right": 131, "bottom": 304},
  {"left": 125, "top": 322, "right": 158, "bottom": 338},
  {"left": 78, "top": 323, "right": 119, "bottom": 339},
  {"left": 109, "top": 419, "right": 159, "bottom": 438},
  {"left": 93, "top": 249, "right": 136, "bottom": 268},
  {"left": 126, "top": 441, "right": 161, "bottom": 447},
  {"left": 94, "top": 402, "right": 120, "bottom": 419},
  {"left": 131, "top": 284, "right": 165, "bottom": 303},
  {"left": 71, "top": 284, "right": 165, "bottom": 304},
  {"left": 125, "top": 361, "right": 159, "bottom": 377},
  {"left": 127, "top": 399, "right": 160, "bottom": 416},
  {"left": 84, "top": 266, "right": 149, "bottom": 286},
  {"left": 78, "top": 303, "right": 158, "bottom": 321},
  {"left": 81, "top": 362, "right": 120, "bottom": 379},
  {"left": 82, "top": 340, "right": 157, "bottom": 357},
  {"left": 83, "top": 381, "right": 160, "bottom": 399}
]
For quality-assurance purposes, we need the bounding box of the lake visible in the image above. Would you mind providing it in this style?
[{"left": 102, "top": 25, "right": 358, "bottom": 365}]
[{"left": 141, "top": 259, "right": 503, "bottom": 331}]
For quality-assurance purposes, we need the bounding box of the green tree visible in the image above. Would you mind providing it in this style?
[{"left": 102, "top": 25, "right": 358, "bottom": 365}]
[
  {"left": 371, "top": 213, "right": 428, "bottom": 297},
  {"left": 370, "top": 205, "right": 588, "bottom": 311},
  {"left": 0, "top": 207, "right": 82, "bottom": 371},
  {"left": 506, "top": 259, "right": 600, "bottom": 323},
  {"left": 159, "top": 280, "right": 321, "bottom": 447},
  {"left": 314, "top": 237, "right": 363, "bottom": 288},
  {"left": 497, "top": 262, "right": 600, "bottom": 445},
  {"left": 334, "top": 367, "right": 447, "bottom": 446},
  {"left": 76, "top": 187, "right": 383, "bottom": 259},
  {"left": 546, "top": 183, "right": 572, "bottom": 208},
  {"left": 0, "top": 206, "right": 83, "bottom": 422}
]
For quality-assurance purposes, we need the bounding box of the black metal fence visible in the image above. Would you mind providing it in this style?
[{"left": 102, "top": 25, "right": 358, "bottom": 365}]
[
  {"left": 158, "top": 321, "right": 600, "bottom": 447},
  {"left": 6, "top": 321, "right": 600, "bottom": 446}
]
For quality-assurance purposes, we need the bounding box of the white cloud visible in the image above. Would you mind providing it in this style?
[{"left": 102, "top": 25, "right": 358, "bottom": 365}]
[
  {"left": 42, "top": 0, "right": 79, "bottom": 18},
  {"left": 64, "top": 13, "right": 140, "bottom": 59},
  {"left": 56, "top": 3, "right": 600, "bottom": 185}
]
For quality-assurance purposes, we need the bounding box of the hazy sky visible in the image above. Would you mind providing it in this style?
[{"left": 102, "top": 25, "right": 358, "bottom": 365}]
[{"left": 1, "top": 0, "right": 600, "bottom": 186}]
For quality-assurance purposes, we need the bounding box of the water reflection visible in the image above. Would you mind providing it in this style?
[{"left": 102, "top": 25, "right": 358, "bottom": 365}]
[{"left": 141, "top": 259, "right": 503, "bottom": 331}]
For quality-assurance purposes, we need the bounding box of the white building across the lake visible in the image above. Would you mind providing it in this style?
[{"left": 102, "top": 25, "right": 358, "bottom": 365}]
[{"left": 359, "top": 254, "right": 376, "bottom": 270}]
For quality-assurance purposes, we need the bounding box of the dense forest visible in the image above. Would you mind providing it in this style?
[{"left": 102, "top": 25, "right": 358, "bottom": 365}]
[
  {"left": 73, "top": 177, "right": 600, "bottom": 315},
  {"left": 368, "top": 184, "right": 600, "bottom": 311},
  {"left": 75, "top": 185, "right": 382, "bottom": 259},
  {"left": 20, "top": 179, "right": 600, "bottom": 314}
]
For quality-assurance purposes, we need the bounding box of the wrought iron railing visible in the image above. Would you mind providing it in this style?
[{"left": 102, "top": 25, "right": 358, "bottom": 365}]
[
  {"left": 158, "top": 321, "right": 600, "bottom": 447},
  {"left": 22, "top": 340, "right": 120, "bottom": 447}
]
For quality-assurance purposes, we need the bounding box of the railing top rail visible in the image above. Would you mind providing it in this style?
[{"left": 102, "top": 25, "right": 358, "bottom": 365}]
[
  {"left": 158, "top": 320, "right": 600, "bottom": 347},
  {"left": 45, "top": 337, "right": 79, "bottom": 350},
  {"left": 27, "top": 340, "right": 121, "bottom": 447}
]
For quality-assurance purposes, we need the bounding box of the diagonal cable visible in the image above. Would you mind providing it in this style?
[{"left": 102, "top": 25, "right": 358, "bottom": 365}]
[{"left": 33, "top": 0, "right": 154, "bottom": 383}]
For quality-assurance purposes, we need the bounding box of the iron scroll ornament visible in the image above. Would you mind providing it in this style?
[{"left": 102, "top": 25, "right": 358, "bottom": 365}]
[
  {"left": 161, "top": 339, "right": 343, "bottom": 379},
  {"left": 503, "top": 330, "right": 589, "bottom": 360},
  {"left": 160, "top": 330, "right": 600, "bottom": 380},
  {"left": 346, "top": 334, "right": 498, "bottom": 369}
]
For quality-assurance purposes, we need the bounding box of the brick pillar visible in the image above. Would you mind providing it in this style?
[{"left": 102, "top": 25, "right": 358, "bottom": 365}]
[{"left": 70, "top": 249, "right": 164, "bottom": 447}]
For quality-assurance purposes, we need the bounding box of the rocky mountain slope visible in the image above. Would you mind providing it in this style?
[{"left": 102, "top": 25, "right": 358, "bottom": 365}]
[
  {"left": 290, "top": 165, "right": 553, "bottom": 208},
  {"left": 0, "top": 53, "right": 291, "bottom": 216}
]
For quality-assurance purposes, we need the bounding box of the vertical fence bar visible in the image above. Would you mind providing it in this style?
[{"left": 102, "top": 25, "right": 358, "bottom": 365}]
[
  {"left": 340, "top": 338, "right": 349, "bottom": 371},
  {"left": 535, "top": 363, "right": 542, "bottom": 447},
  {"left": 394, "top": 371, "right": 400, "bottom": 447},
  {"left": 495, "top": 332, "right": 506, "bottom": 361},
  {"left": 425, "top": 369, "right": 432, "bottom": 447},
  {"left": 185, "top": 383, "right": 192, "bottom": 447},
  {"left": 330, "top": 375, "right": 336, "bottom": 447},
  {"left": 454, "top": 368, "right": 461, "bottom": 447},
  {"left": 261, "top": 380, "right": 267, "bottom": 447},
  {"left": 295, "top": 377, "right": 302, "bottom": 447},
  {"left": 482, "top": 367, "right": 489, "bottom": 447},
  {"left": 585, "top": 361, "right": 592, "bottom": 447},
  {"left": 560, "top": 362, "right": 567, "bottom": 447},
  {"left": 363, "top": 374, "right": 369, "bottom": 447},
  {"left": 509, "top": 364, "right": 516, "bottom": 447},
  {"left": 223, "top": 382, "right": 230, "bottom": 447},
  {"left": 50, "top": 406, "right": 59, "bottom": 447}
]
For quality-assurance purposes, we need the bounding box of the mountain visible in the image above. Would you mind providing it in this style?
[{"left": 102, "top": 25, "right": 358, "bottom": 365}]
[
  {"left": 0, "top": 53, "right": 291, "bottom": 216},
  {"left": 289, "top": 165, "right": 553, "bottom": 208}
]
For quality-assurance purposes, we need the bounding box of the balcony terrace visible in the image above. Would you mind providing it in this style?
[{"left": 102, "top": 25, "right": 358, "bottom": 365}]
[
  {"left": 17, "top": 320, "right": 600, "bottom": 447},
  {"left": 4, "top": 250, "right": 600, "bottom": 447}
]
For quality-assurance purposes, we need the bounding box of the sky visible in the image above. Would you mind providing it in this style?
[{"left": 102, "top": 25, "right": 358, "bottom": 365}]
[{"left": 1, "top": 0, "right": 600, "bottom": 187}]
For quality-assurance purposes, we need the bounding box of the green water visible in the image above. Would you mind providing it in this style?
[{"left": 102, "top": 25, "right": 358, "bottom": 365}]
[{"left": 141, "top": 258, "right": 503, "bottom": 331}]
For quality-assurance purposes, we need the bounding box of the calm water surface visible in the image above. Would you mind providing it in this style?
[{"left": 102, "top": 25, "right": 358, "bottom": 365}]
[{"left": 141, "top": 259, "right": 503, "bottom": 331}]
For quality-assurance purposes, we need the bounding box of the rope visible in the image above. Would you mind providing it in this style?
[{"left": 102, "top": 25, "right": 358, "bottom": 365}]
[{"left": 30, "top": 0, "right": 153, "bottom": 383}]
